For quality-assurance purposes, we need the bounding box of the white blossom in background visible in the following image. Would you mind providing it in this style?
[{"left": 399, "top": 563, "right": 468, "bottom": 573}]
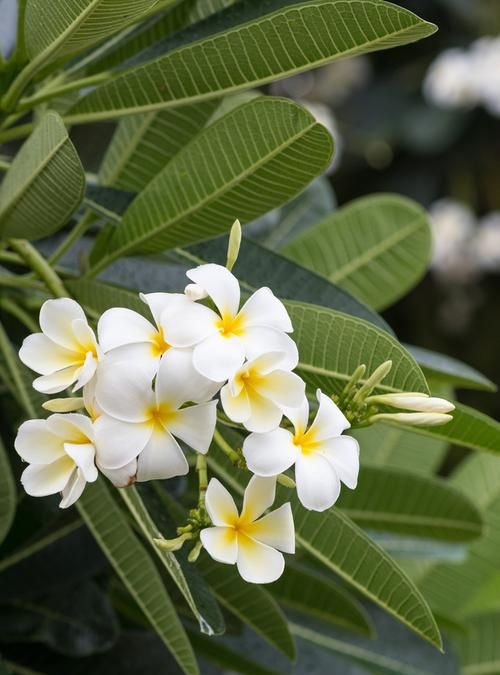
[
  {"left": 476, "top": 212, "right": 500, "bottom": 271},
  {"left": 298, "top": 100, "right": 343, "bottom": 173},
  {"left": 470, "top": 37, "right": 500, "bottom": 116},
  {"left": 15, "top": 414, "right": 98, "bottom": 508},
  {"left": 243, "top": 391, "right": 359, "bottom": 512},
  {"left": 200, "top": 476, "right": 295, "bottom": 584},
  {"left": 429, "top": 199, "right": 479, "bottom": 282},
  {"left": 19, "top": 298, "right": 101, "bottom": 394}
]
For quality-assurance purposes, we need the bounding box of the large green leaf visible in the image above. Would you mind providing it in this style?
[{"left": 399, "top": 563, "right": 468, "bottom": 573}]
[
  {"left": 457, "top": 612, "right": 500, "bottom": 675},
  {"left": 0, "top": 438, "right": 15, "bottom": 547},
  {"left": 338, "top": 465, "right": 482, "bottom": 542},
  {"left": 0, "top": 112, "right": 84, "bottom": 241},
  {"left": 76, "top": 479, "right": 198, "bottom": 675},
  {"left": 187, "top": 630, "right": 280, "bottom": 675},
  {"left": 286, "top": 300, "right": 429, "bottom": 396},
  {"left": 67, "top": 0, "right": 436, "bottom": 123},
  {"left": 283, "top": 194, "right": 432, "bottom": 311},
  {"left": 87, "top": 97, "right": 332, "bottom": 270},
  {"left": 209, "top": 441, "right": 442, "bottom": 649}
]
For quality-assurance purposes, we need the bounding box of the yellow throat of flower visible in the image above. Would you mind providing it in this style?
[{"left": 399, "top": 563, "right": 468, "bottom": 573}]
[
  {"left": 150, "top": 327, "right": 171, "bottom": 358},
  {"left": 216, "top": 312, "right": 245, "bottom": 338}
]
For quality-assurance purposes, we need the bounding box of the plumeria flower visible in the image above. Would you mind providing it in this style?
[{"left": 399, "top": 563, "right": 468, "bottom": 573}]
[
  {"left": 243, "top": 391, "right": 359, "bottom": 512},
  {"left": 163, "top": 264, "right": 298, "bottom": 382},
  {"left": 19, "top": 299, "right": 100, "bottom": 394},
  {"left": 15, "top": 414, "right": 98, "bottom": 508},
  {"left": 221, "top": 352, "right": 305, "bottom": 432},
  {"left": 200, "top": 476, "right": 295, "bottom": 584},
  {"left": 94, "top": 350, "right": 217, "bottom": 482}
]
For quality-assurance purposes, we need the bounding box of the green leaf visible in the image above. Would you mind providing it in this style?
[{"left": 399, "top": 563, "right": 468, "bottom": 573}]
[
  {"left": 283, "top": 194, "right": 432, "bottom": 311},
  {"left": 67, "top": 0, "right": 437, "bottom": 123},
  {"left": 24, "top": 0, "right": 165, "bottom": 66},
  {"left": 0, "top": 438, "right": 15, "bottom": 547},
  {"left": 200, "top": 559, "right": 296, "bottom": 661},
  {"left": 270, "top": 562, "right": 374, "bottom": 637},
  {"left": 338, "top": 465, "right": 483, "bottom": 542},
  {"left": 351, "top": 424, "right": 447, "bottom": 476},
  {"left": 458, "top": 612, "right": 500, "bottom": 675},
  {"left": 285, "top": 300, "right": 429, "bottom": 396},
  {"left": 0, "top": 112, "right": 85, "bottom": 241},
  {"left": 76, "top": 479, "right": 198, "bottom": 675},
  {"left": 66, "top": 278, "right": 146, "bottom": 316},
  {"left": 406, "top": 344, "right": 497, "bottom": 392},
  {"left": 88, "top": 97, "right": 333, "bottom": 269},
  {"left": 119, "top": 485, "right": 224, "bottom": 635}
]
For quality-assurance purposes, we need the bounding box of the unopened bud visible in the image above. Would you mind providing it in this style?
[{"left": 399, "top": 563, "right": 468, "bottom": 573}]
[
  {"left": 154, "top": 532, "right": 192, "bottom": 552},
  {"left": 42, "top": 397, "right": 84, "bottom": 413},
  {"left": 185, "top": 283, "right": 208, "bottom": 301},
  {"left": 188, "top": 540, "right": 203, "bottom": 563},
  {"left": 277, "top": 474, "right": 296, "bottom": 489},
  {"left": 366, "top": 393, "right": 455, "bottom": 413},
  {"left": 354, "top": 361, "right": 393, "bottom": 402},
  {"left": 226, "top": 219, "right": 242, "bottom": 271},
  {"left": 369, "top": 412, "right": 453, "bottom": 427}
]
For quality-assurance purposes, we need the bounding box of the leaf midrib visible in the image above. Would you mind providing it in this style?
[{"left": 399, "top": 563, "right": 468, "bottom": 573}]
[{"left": 342, "top": 508, "right": 481, "bottom": 534}]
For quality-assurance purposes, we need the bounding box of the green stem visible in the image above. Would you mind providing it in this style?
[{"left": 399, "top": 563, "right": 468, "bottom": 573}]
[
  {"left": 16, "top": 71, "right": 112, "bottom": 112},
  {"left": 196, "top": 454, "right": 208, "bottom": 510},
  {"left": 48, "top": 211, "right": 97, "bottom": 264},
  {"left": 0, "top": 319, "right": 36, "bottom": 417},
  {"left": 0, "top": 121, "right": 35, "bottom": 143},
  {"left": 9, "top": 239, "right": 67, "bottom": 298},
  {"left": 213, "top": 429, "right": 242, "bottom": 465},
  {"left": 0, "top": 274, "right": 44, "bottom": 290},
  {"left": 0, "top": 296, "right": 38, "bottom": 332},
  {"left": 0, "top": 250, "right": 24, "bottom": 264},
  {"left": 14, "top": 0, "right": 28, "bottom": 66}
]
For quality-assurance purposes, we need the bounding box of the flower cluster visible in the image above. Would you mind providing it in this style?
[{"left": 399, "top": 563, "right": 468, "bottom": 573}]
[{"left": 14, "top": 237, "right": 454, "bottom": 584}]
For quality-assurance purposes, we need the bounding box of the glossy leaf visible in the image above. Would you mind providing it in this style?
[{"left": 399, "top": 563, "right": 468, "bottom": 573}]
[
  {"left": 77, "top": 479, "right": 198, "bottom": 675},
  {"left": 0, "top": 438, "right": 15, "bottom": 547},
  {"left": 283, "top": 194, "right": 432, "bottom": 311},
  {"left": 0, "top": 112, "right": 84, "bottom": 241},
  {"left": 67, "top": 0, "right": 436, "bottom": 123}
]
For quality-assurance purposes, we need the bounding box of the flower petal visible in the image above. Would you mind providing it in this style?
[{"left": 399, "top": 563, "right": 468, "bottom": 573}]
[
  {"left": 241, "top": 475, "right": 276, "bottom": 523},
  {"left": 96, "top": 362, "right": 153, "bottom": 423},
  {"left": 19, "top": 333, "right": 80, "bottom": 375},
  {"left": 242, "top": 328, "right": 298, "bottom": 370},
  {"left": 99, "top": 459, "right": 137, "bottom": 488},
  {"left": 321, "top": 435, "right": 360, "bottom": 489},
  {"left": 236, "top": 534, "right": 285, "bottom": 584},
  {"left": 15, "top": 419, "right": 64, "bottom": 464},
  {"left": 94, "top": 415, "right": 151, "bottom": 469},
  {"left": 59, "top": 469, "right": 86, "bottom": 508},
  {"left": 243, "top": 428, "right": 297, "bottom": 477},
  {"left": 72, "top": 319, "right": 98, "bottom": 352},
  {"left": 244, "top": 390, "right": 283, "bottom": 433},
  {"left": 295, "top": 453, "right": 340, "bottom": 512},
  {"left": 283, "top": 396, "right": 310, "bottom": 436},
  {"left": 220, "top": 384, "right": 251, "bottom": 424},
  {"left": 155, "top": 349, "right": 220, "bottom": 409},
  {"left": 141, "top": 292, "right": 189, "bottom": 327},
  {"left": 205, "top": 478, "right": 239, "bottom": 527},
  {"left": 308, "top": 390, "right": 350, "bottom": 441},
  {"left": 72, "top": 352, "right": 97, "bottom": 391},
  {"left": 200, "top": 527, "right": 238, "bottom": 564},
  {"left": 163, "top": 302, "right": 219, "bottom": 348},
  {"left": 136, "top": 429, "right": 188, "bottom": 482},
  {"left": 167, "top": 401, "right": 217, "bottom": 454},
  {"left": 98, "top": 308, "right": 156, "bottom": 352},
  {"left": 33, "top": 366, "right": 81, "bottom": 394},
  {"left": 247, "top": 503, "right": 295, "bottom": 553},
  {"left": 21, "top": 455, "right": 75, "bottom": 497},
  {"left": 46, "top": 413, "right": 94, "bottom": 443},
  {"left": 193, "top": 333, "right": 245, "bottom": 382},
  {"left": 39, "top": 298, "right": 86, "bottom": 350},
  {"left": 239, "top": 287, "right": 292, "bottom": 332},
  {"left": 103, "top": 342, "right": 160, "bottom": 380},
  {"left": 251, "top": 370, "right": 305, "bottom": 409},
  {"left": 63, "top": 442, "right": 98, "bottom": 483},
  {"left": 187, "top": 264, "right": 240, "bottom": 317}
]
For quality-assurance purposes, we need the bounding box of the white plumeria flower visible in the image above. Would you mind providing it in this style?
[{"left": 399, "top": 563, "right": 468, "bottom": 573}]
[
  {"left": 163, "top": 264, "right": 298, "bottom": 382},
  {"left": 200, "top": 476, "right": 295, "bottom": 584},
  {"left": 19, "top": 299, "right": 100, "bottom": 394},
  {"left": 243, "top": 390, "right": 359, "bottom": 512},
  {"left": 94, "top": 350, "right": 218, "bottom": 482},
  {"left": 15, "top": 414, "right": 98, "bottom": 508},
  {"left": 221, "top": 352, "right": 305, "bottom": 432}
]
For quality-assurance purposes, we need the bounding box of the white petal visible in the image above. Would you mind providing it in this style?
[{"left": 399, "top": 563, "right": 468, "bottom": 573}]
[
  {"left": 247, "top": 503, "right": 295, "bottom": 553},
  {"left": 200, "top": 527, "right": 238, "bottom": 564},
  {"left": 99, "top": 459, "right": 137, "bottom": 488},
  {"left": 193, "top": 333, "right": 245, "bottom": 382},
  {"left": 72, "top": 352, "right": 97, "bottom": 391},
  {"left": 102, "top": 342, "right": 160, "bottom": 381},
  {"left": 308, "top": 391, "right": 350, "bottom": 441},
  {"left": 205, "top": 478, "right": 239, "bottom": 527},
  {"left": 242, "top": 327, "right": 298, "bottom": 370},
  {"left": 136, "top": 429, "right": 188, "bottom": 481},
  {"left": 94, "top": 415, "right": 151, "bottom": 469},
  {"left": 244, "top": 351, "right": 288, "bottom": 375},
  {"left": 236, "top": 534, "right": 285, "bottom": 584},
  {"left": 46, "top": 413, "right": 93, "bottom": 443},
  {"left": 321, "top": 435, "right": 360, "bottom": 490},
  {"left": 72, "top": 319, "right": 98, "bottom": 352},
  {"left": 241, "top": 475, "right": 276, "bottom": 522},
  {"left": 187, "top": 264, "right": 240, "bottom": 317},
  {"left": 59, "top": 469, "right": 86, "bottom": 508},
  {"left": 33, "top": 366, "right": 81, "bottom": 394},
  {"left": 141, "top": 292, "right": 188, "bottom": 327},
  {"left": 96, "top": 362, "right": 153, "bottom": 422},
  {"left": 244, "top": 391, "right": 283, "bottom": 433},
  {"left": 167, "top": 401, "right": 217, "bottom": 454},
  {"left": 21, "top": 456, "right": 75, "bottom": 497},
  {"left": 19, "top": 333, "right": 80, "bottom": 375},
  {"left": 220, "top": 384, "right": 251, "bottom": 424},
  {"left": 98, "top": 308, "right": 156, "bottom": 352},
  {"left": 15, "top": 419, "right": 64, "bottom": 464},
  {"left": 295, "top": 453, "right": 341, "bottom": 512},
  {"left": 63, "top": 442, "right": 98, "bottom": 482},
  {"left": 243, "top": 428, "right": 297, "bottom": 477},
  {"left": 155, "top": 349, "right": 220, "bottom": 409},
  {"left": 83, "top": 378, "right": 101, "bottom": 420},
  {"left": 39, "top": 298, "right": 86, "bottom": 350},
  {"left": 283, "top": 396, "right": 310, "bottom": 435},
  {"left": 252, "top": 370, "right": 305, "bottom": 409},
  {"left": 42, "top": 397, "right": 85, "bottom": 413},
  {"left": 163, "top": 302, "right": 219, "bottom": 348},
  {"left": 239, "top": 287, "right": 292, "bottom": 332}
]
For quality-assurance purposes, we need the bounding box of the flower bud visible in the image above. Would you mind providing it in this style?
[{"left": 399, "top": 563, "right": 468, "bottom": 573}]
[
  {"left": 226, "top": 219, "right": 242, "bottom": 271},
  {"left": 369, "top": 412, "right": 453, "bottom": 427},
  {"left": 277, "top": 474, "right": 296, "bottom": 489},
  {"left": 366, "top": 393, "right": 455, "bottom": 413},
  {"left": 184, "top": 283, "right": 208, "bottom": 301},
  {"left": 42, "top": 397, "right": 84, "bottom": 413}
]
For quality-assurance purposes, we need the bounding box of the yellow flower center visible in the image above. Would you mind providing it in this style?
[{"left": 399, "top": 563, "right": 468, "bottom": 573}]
[
  {"left": 216, "top": 312, "right": 245, "bottom": 338},
  {"left": 150, "top": 328, "right": 171, "bottom": 358},
  {"left": 146, "top": 403, "right": 175, "bottom": 430},
  {"left": 293, "top": 428, "right": 319, "bottom": 455}
]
